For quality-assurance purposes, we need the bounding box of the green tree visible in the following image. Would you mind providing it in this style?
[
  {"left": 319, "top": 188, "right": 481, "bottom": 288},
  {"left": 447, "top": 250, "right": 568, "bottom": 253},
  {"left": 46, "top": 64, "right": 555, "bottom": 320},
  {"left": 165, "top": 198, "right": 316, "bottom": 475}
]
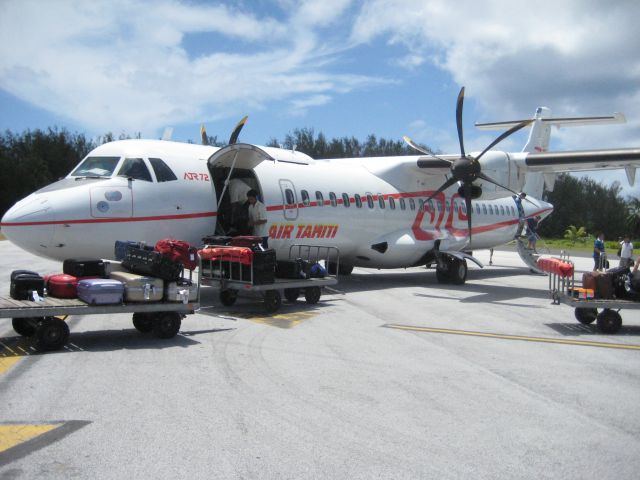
[{"left": 563, "top": 225, "right": 588, "bottom": 245}]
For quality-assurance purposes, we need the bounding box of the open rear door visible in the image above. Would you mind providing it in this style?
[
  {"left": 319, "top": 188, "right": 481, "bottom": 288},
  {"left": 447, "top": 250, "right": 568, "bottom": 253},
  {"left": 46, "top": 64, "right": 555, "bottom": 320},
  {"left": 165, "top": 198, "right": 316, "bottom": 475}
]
[{"left": 207, "top": 143, "right": 274, "bottom": 171}]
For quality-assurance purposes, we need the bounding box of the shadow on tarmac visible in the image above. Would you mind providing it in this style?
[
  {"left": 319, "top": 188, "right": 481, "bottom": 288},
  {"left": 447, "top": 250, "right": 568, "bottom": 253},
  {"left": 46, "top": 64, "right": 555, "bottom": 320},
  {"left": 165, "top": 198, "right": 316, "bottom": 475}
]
[{"left": 545, "top": 322, "right": 640, "bottom": 337}]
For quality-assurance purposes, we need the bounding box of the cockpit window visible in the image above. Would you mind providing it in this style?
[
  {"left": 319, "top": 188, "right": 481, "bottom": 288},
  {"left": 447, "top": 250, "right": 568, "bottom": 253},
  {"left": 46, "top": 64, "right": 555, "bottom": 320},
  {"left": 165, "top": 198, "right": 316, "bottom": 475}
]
[
  {"left": 70, "top": 156, "right": 120, "bottom": 177},
  {"left": 117, "top": 158, "right": 152, "bottom": 182},
  {"left": 149, "top": 157, "right": 177, "bottom": 182}
]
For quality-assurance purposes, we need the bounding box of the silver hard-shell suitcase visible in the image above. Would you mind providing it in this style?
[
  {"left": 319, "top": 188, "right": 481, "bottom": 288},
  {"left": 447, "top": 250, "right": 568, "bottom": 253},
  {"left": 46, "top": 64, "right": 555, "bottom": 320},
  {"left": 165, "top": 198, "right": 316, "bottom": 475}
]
[
  {"left": 109, "top": 271, "right": 164, "bottom": 302},
  {"left": 77, "top": 278, "right": 124, "bottom": 305},
  {"left": 165, "top": 279, "right": 198, "bottom": 303}
]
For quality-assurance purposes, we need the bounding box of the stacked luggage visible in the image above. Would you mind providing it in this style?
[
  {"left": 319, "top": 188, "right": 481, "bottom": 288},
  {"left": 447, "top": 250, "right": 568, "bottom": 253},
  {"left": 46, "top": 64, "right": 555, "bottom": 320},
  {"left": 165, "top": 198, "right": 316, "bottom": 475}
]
[{"left": 582, "top": 265, "right": 631, "bottom": 299}]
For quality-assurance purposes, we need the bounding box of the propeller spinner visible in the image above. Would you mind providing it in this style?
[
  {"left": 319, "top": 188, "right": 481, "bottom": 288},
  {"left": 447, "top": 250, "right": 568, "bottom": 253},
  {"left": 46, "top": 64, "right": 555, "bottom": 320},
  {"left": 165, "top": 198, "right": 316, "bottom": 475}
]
[{"left": 404, "top": 87, "right": 533, "bottom": 244}]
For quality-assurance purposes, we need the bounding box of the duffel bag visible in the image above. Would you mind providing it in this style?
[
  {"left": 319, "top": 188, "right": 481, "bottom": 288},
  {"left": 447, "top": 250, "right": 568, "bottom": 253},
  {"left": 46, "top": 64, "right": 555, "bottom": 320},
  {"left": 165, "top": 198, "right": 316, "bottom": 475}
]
[{"left": 155, "top": 239, "right": 198, "bottom": 270}]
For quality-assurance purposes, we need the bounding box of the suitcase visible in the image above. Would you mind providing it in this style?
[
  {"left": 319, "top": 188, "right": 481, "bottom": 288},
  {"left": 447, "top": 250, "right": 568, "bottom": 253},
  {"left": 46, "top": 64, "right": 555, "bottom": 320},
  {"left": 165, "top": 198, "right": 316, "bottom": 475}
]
[
  {"left": 10, "top": 269, "right": 39, "bottom": 282},
  {"left": 46, "top": 273, "right": 80, "bottom": 299},
  {"left": 155, "top": 239, "right": 198, "bottom": 270},
  {"left": 63, "top": 258, "right": 106, "bottom": 277},
  {"left": 114, "top": 240, "right": 151, "bottom": 261},
  {"left": 122, "top": 246, "right": 182, "bottom": 281},
  {"left": 109, "top": 271, "right": 164, "bottom": 302},
  {"left": 582, "top": 271, "right": 614, "bottom": 299},
  {"left": 201, "top": 235, "right": 232, "bottom": 246},
  {"left": 104, "top": 260, "right": 127, "bottom": 275},
  {"left": 276, "top": 259, "right": 310, "bottom": 279},
  {"left": 251, "top": 249, "right": 276, "bottom": 285},
  {"left": 10, "top": 273, "right": 45, "bottom": 300},
  {"left": 165, "top": 279, "right": 198, "bottom": 303},
  {"left": 77, "top": 278, "right": 124, "bottom": 305},
  {"left": 230, "top": 236, "right": 264, "bottom": 250}
]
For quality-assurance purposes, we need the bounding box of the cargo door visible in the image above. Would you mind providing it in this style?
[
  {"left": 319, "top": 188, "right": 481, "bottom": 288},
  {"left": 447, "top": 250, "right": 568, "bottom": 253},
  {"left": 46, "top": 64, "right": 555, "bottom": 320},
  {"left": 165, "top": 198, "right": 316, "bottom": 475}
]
[{"left": 279, "top": 179, "right": 298, "bottom": 220}]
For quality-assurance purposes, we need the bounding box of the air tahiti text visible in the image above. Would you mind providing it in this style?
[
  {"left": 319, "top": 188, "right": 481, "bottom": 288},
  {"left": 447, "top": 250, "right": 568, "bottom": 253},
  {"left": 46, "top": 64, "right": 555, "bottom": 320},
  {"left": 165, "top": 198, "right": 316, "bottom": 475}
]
[{"left": 269, "top": 223, "right": 339, "bottom": 240}]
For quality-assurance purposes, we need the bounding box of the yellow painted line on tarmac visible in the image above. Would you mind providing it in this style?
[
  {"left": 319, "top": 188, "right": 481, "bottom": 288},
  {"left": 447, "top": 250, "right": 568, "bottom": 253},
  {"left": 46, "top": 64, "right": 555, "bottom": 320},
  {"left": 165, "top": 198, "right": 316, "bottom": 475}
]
[
  {"left": 222, "top": 310, "right": 318, "bottom": 329},
  {"left": 384, "top": 324, "right": 640, "bottom": 350},
  {"left": 0, "top": 424, "right": 61, "bottom": 453},
  {"left": 0, "top": 357, "right": 22, "bottom": 375}
]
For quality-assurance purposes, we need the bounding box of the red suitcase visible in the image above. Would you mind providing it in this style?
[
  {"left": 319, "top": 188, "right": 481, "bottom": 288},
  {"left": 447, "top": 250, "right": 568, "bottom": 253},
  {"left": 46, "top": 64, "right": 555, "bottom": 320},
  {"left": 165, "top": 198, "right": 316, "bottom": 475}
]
[
  {"left": 155, "top": 239, "right": 198, "bottom": 270},
  {"left": 47, "top": 273, "right": 79, "bottom": 299}
]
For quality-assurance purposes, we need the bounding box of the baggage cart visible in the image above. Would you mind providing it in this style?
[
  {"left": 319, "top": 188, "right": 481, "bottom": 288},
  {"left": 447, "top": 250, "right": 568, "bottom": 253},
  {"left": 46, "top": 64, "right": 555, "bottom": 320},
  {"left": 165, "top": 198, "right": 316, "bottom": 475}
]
[
  {"left": 1, "top": 262, "right": 201, "bottom": 351},
  {"left": 200, "top": 244, "right": 340, "bottom": 313},
  {"left": 548, "top": 255, "right": 640, "bottom": 334}
]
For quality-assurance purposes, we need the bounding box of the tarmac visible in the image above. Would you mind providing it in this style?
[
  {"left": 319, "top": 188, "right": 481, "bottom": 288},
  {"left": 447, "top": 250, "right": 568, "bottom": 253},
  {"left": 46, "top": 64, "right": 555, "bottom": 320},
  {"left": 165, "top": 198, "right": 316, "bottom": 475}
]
[{"left": 1, "top": 240, "right": 639, "bottom": 479}]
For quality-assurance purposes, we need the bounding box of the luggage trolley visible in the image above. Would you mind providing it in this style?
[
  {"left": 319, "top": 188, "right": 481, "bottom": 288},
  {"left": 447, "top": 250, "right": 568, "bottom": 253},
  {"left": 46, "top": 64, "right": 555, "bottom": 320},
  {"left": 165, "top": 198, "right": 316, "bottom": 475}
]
[
  {"left": 200, "top": 244, "right": 340, "bottom": 313},
  {"left": 1, "top": 263, "right": 201, "bottom": 351},
  {"left": 547, "top": 255, "right": 640, "bottom": 334}
]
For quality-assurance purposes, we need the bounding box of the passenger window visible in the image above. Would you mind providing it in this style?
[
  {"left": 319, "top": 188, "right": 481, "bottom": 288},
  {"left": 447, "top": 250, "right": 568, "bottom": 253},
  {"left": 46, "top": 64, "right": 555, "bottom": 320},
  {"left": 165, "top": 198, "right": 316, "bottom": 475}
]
[
  {"left": 316, "top": 191, "right": 324, "bottom": 206},
  {"left": 454, "top": 202, "right": 459, "bottom": 213},
  {"left": 378, "top": 194, "right": 385, "bottom": 209},
  {"left": 461, "top": 203, "right": 466, "bottom": 214},
  {"left": 482, "top": 204, "right": 487, "bottom": 215},
  {"left": 117, "top": 158, "right": 152, "bottom": 182},
  {"left": 285, "top": 188, "right": 296, "bottom": 205},
  {"left": 342, "top": 193, "right": 350, "bottom": 207},
  {"left": 400, "top": 198, "right": 406, "bottom": 210},
  {"left": 500, "top": 205, "right": 505, "bottom": 215},
  {"left": 510, "top": 206, "right": 515, "bottom": 216},
  {"left": 149, "top": 157, "right": 177, "bottom": 182},
  {"left": 389, "top": 197, "right": 396, "bottom": 210},
  {"left": 409, "top": 198, "right": 415, "bottom": 210},
  {"left": 475, "top": 204, "right": 480, "bottom": 214},
  {"left": 489, "top": 205, "right": 494, "bottom": 215},
  {"left": 419, "top": 199, "right": 424, "bottom": 211},
  {"left": 445, "top": 200, "right": 450, "bottom": 212},
  {"left": 354, "top": 194, "right": 362, "bottom": 208},
  {"left": 367, "top": 194, "right": 374, "bottom": 209},
  {"left": 301, "top": 190, "right": 310, "bottom": 206},
  {"left": 329, "top": 192, "right": 337, "bottom": 207}
]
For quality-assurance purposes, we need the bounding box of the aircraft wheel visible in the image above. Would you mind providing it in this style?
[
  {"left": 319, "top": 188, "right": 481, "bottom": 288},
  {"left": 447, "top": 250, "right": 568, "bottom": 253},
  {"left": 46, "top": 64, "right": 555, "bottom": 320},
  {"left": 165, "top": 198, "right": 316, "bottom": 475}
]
[
  {"left": 304, "top": 286, "right": 321, "bottom": 304},
  {"left": 263, "top": 290, "right": 282, "bottom": 313},
  {"left": 574, "top": 308, "right": 597, "bottom": 325},
  {"left": 35, "top": 317, "right": 69, "bottom": 351},
  {"left": 12, "top": 317, "right": 39, "bottom": 337},
  {"left": 284, "top": 288, "right": 300, "bottom": 303},
  {"left": 219, "top": 289, "right": 237, "bottom": 306},
  {"left": 596, "top": 309, "right": 622, "bottom": 334},
  {"left": 450, "top": 259, "right": 468, "bottom": 285},
  {"left": 132, "top": 312, "right": 153, "bottom": 333},
  {"left": 327, "top": 262, "right": 353, "bottom": 276},
  {"left": 152, "top": 312, "right": 182, "bottom": 339},
  {"left": 435, "top": 268, "right": 450, "bottom": 284}
]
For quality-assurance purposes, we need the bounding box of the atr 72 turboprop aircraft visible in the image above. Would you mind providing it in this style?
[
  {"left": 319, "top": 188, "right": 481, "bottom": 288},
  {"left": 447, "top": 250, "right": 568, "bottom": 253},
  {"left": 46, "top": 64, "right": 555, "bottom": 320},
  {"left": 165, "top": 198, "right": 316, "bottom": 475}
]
[{"left": 2, "top": 88, "right": 640, "bottom": 285}]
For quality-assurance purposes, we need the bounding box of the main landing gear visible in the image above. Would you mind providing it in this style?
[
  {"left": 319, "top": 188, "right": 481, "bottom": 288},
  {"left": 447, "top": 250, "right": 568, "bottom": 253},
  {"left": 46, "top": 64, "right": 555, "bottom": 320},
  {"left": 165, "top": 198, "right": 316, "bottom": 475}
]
[{"left": 435, "top": 255, "right": 468, "bottom": 285}]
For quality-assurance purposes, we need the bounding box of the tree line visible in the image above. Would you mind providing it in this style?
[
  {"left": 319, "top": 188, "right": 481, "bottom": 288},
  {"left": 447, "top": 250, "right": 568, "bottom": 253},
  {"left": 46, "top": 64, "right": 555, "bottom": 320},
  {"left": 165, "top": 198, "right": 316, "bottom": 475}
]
[{"left": 0, "top": 127, "right": 637, "bottom": 239}]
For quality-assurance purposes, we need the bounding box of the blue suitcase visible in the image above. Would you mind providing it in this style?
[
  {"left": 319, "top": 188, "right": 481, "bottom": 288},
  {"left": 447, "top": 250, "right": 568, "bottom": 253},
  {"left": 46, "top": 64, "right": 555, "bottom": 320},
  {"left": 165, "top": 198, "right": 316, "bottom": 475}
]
[{"left": 77, "top": 278, "right": 124, "bottom": 305}]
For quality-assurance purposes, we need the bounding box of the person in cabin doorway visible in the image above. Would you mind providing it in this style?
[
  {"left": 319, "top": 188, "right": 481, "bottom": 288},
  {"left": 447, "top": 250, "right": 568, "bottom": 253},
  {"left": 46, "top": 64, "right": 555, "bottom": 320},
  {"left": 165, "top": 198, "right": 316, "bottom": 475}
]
[{"left": 247, "top": 189, "right": 268, "bottom": 248}]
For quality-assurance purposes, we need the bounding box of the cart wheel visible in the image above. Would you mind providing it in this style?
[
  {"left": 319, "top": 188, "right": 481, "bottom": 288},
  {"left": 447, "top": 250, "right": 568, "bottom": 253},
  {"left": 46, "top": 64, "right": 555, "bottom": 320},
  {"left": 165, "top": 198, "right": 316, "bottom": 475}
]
[
  {"left": 264, "top": 290, "right": 282, "bottom": 313},
  {"left": 152, "top": 312, "right": 182, "bottom": 339},
  {"left": 220, "top": 289, "right": 237, "bottom": 306},
  {"left": 284, "top": 288, "right": 300, "bottom": 303},
  {"left": 132, "top": 312, "right": 153, "bottom": 333},
  {"left": 304, "top": 286, "right": 321, "bottom": 304},
  {"left": 596, "top": 309, "right": 622, "bottom": 334},
  {"left": 12, "top": 317, "right": 39, "bottom": 337},
  {"left": 35, "top": 317, "right": 69, "bottom": 351},
  {"left": 574, "top": 308, "right": 598, "bottom": 325}
]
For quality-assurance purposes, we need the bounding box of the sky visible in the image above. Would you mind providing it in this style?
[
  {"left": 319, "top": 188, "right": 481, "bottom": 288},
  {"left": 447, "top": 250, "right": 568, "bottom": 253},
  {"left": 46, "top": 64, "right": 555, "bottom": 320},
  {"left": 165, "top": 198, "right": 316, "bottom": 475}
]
[{"left": 1, "top": 0, "right": 639, "bottom": 195}]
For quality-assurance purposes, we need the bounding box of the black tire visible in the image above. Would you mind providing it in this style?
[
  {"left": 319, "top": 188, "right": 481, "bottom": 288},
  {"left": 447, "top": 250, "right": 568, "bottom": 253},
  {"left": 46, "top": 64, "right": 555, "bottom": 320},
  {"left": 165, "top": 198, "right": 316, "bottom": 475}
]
[
  {"left": 35, "top": 317, "right": 70, "bottom": 351},
  {"left": 152, "top": 312, "right": 182, "bottom": 339},
  {"left": 596, "top": 309, "right": 622, "bottom": 334},
  {"left": 574, "top": 308, "right": 597, "bottom": 325},
  {"left": 450, "top": 259, "right": 468, "bottom": 285},
  {"left": 327, "top": 262, "right": 353, "bottom": 276},
  {"left": 263, "top": 290, "right": 282, "bottom": 313},
  {"left": 304, "top": 286, "right": 321, "bottom": 304},
  {"left": 132, "top": 312, "right": 153, "bottom": 333},
  {"left": 12, "top": 317, "right": 38, "bottom": 337},
  {"left": 284, "top": 288, "right": 300, "bottom": 303},
  {"left": 219, "top": 289, "right": 237, "bottom": 306},
  {"left": 435, "top": 268, "right": 450, "bottom": 284}
]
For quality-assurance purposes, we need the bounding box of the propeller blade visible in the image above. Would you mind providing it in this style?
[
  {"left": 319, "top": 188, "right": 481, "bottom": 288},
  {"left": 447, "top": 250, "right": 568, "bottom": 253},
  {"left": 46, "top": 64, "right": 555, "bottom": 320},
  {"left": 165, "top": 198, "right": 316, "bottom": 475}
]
[
  {"left": 424, "top": 177, "right": 458, "bottom": 204},
  {"left": 403, "top": 136, "right": 453, "bottom": 164},
  {"left": 456, "top": 87, "right": 466, "bottom": 158},
  {"left": 200, "top": 124, "right": 208, "bottom": 145},
  {"left": 477, "top": 172, "right": 524, "bottom": 198},
  {"left": 474, "top": 119, "right": 533, "bottom": 162},
  {"left": 463, "top": 182, "right": 473, "bottom": 245},
  {"left": 229, "top": 115, "right": 248, "bottom": 145}
]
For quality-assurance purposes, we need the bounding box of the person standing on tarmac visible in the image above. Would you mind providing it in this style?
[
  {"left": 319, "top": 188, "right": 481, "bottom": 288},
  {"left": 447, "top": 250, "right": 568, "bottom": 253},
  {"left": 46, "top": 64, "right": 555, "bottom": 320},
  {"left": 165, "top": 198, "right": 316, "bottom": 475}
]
[
  {"left": 593, "top": 233, "right": 606, "bottom": 271},
  {"left": 247, "top": 189, "right": 269, "bottom": 249},
  {"left": 619, "top": 235, "right": 634, "bottom": 268}
]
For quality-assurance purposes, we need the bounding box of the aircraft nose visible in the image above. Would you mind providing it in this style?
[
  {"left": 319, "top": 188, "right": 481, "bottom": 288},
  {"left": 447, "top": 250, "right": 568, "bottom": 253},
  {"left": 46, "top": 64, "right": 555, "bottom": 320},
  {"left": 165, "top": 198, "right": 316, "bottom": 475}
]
[{"left": 0, "top": 194, "right": 56, "bottom": 256}]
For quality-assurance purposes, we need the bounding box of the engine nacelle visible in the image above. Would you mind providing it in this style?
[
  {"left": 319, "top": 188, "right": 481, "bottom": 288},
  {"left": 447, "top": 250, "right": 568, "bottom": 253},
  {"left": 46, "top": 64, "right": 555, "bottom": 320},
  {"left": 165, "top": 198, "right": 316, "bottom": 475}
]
[{"left": 458, "top": 184, "right": 483, "bottom": 199}]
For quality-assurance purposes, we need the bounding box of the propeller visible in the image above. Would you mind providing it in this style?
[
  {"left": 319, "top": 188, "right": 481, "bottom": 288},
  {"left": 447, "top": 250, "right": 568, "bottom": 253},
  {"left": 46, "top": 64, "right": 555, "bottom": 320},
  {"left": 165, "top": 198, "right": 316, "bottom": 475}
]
[
  {"left": 229, "top": 115, "right": 248, "bottom": 145},
  {"left": 200, "top": 124, "right": 208, "bottom": 145},
  {"left": 404, "top": 87, "right": 533, "bottom": 245}
]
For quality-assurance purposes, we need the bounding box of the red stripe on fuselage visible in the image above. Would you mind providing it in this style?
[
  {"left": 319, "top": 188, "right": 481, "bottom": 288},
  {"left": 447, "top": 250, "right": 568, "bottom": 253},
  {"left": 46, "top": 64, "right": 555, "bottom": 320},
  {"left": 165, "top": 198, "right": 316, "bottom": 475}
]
[{"left": 1, "top": 211, "right": 217, "bottom": 227}]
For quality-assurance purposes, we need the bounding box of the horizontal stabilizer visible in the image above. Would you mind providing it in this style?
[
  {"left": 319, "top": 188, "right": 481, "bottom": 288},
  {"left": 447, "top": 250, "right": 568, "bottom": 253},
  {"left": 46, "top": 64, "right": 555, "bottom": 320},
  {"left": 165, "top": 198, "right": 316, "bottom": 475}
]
[
  {"left": 524, "top": 148, "right": 640, "bottom": 172},
  {"left": 476, "top": 112, "right": 625, "bottom": 130}
]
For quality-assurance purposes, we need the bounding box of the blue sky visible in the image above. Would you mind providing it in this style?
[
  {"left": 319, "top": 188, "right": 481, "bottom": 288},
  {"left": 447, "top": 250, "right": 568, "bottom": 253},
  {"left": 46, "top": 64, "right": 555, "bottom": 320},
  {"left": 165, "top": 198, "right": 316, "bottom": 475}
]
[{"left": 1, "top": 0, "right": 639, "bottom": 193}]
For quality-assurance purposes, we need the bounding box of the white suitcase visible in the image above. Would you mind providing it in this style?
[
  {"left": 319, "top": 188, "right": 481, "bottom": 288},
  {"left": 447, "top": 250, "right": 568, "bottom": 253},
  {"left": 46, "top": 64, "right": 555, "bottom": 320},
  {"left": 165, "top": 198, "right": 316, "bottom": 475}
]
[
  {"left": 109, "top": 271, "right": 163, "bottom": 302},
  {"left": 165, "top": 279, "right": 198, "bottom": 303}
]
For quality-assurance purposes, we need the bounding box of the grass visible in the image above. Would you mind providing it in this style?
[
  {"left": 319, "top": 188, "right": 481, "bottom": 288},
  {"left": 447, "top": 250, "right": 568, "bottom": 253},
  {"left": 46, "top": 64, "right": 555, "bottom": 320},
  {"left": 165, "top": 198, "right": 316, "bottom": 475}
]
[
  {"left": 0, "top": 232, "right": 5, "bottom": 241},
  {"left": 540, "top": 238, "right": 626, "bottom": 255}
]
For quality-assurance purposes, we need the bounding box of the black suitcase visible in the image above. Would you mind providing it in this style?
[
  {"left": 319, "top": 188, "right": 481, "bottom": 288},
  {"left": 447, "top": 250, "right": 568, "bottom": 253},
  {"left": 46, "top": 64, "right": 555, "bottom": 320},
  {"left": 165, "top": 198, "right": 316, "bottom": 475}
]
[
  {"left": 114, "top": 240, "right": 152, "bottom": 261},
  {"left": 63, "top": 258, "right": 106, "bottom": 277},
  {"left": 10, "top": 269, "right": 40, "bottom": 282},
  {"left": 201, "top": 235, "right": 232, "bottom": 246},
  {"left": 606, "top": 265, "right": 630, "bottom": 297},
  {"left": 230, "top": 236, "right": 264, "bottom": 250},
  {"left": 10, "top": 273, "right": 45, "bottom": 300},
  {"left": 252, "top": 249, "right": 276, "bottom": 285},
  {"left": 122, "top": 246, "right": 182, "bottom": 281},
  {"left": 276, "top": 259, "right": 310, "bottom": 279}
]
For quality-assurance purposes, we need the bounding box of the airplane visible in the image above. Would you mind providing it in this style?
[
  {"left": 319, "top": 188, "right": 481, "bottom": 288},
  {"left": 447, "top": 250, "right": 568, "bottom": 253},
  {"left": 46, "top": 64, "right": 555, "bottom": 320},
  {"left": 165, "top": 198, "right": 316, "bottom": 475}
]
[{"left": 2, "top": 87, "right": 640, "bottom": 285}]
